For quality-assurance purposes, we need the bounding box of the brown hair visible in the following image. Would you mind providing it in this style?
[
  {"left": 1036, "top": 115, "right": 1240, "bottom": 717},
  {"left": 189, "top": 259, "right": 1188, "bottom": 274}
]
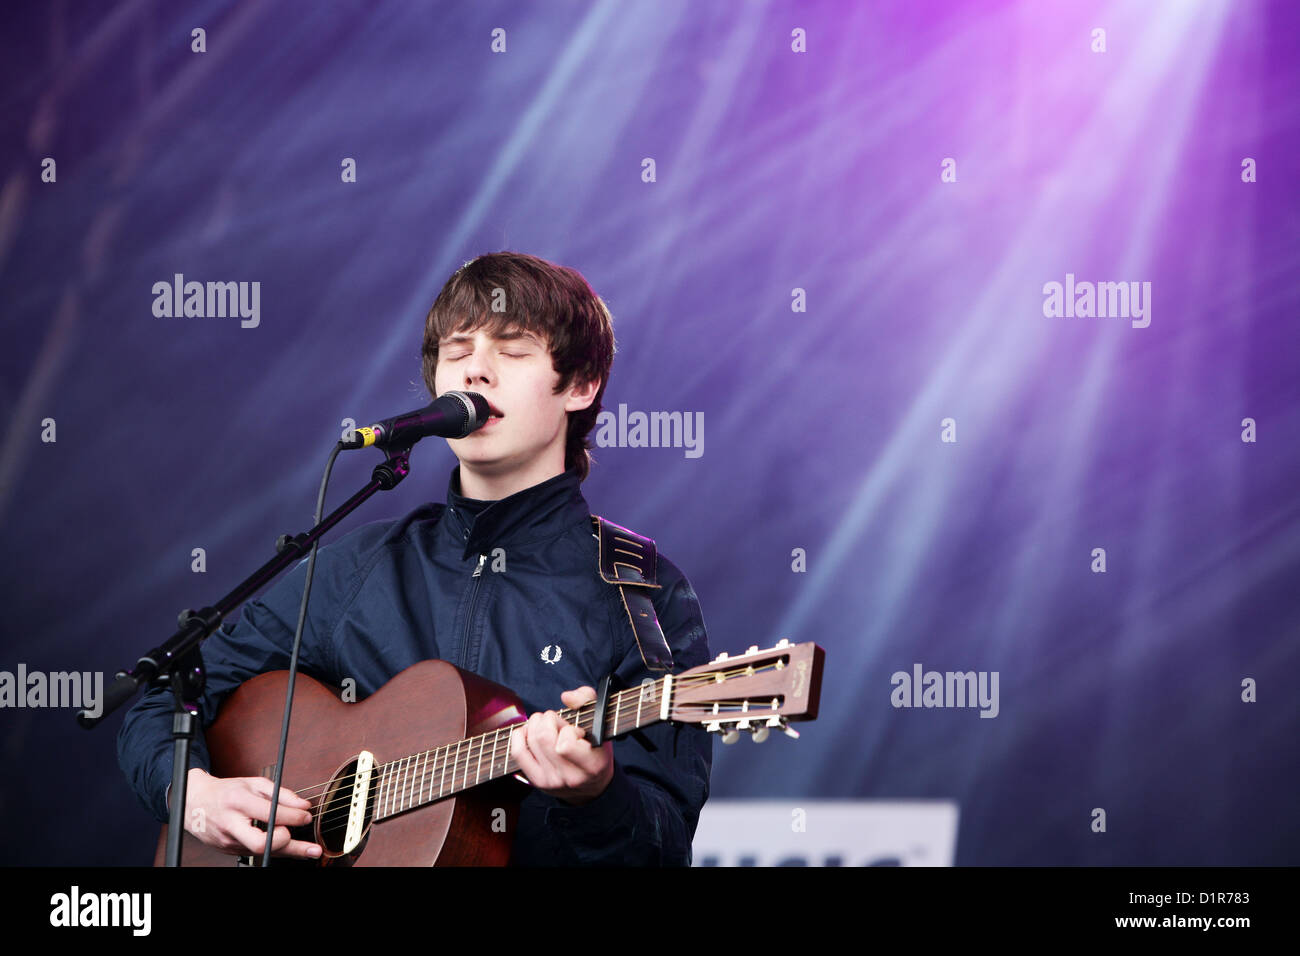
[{"left": 421, "top": 252, "right": 616, "bottom": 481}]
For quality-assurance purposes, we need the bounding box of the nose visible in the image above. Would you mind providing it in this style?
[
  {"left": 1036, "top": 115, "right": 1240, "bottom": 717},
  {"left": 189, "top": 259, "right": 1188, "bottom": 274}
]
[{"left": 462, "top": 346, "right": 496, "bottom": 387}]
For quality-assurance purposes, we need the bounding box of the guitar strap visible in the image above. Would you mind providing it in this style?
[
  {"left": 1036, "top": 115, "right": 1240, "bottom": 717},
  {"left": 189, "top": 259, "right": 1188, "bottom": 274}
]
[{"left": 591, "top": 516, "right": 673, "bottom": 673}]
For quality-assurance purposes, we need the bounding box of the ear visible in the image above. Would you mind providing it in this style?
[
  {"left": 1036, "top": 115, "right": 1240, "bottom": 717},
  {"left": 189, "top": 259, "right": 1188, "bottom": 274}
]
[{"left": 563, "top": 375, "right": 600, "bottom": 413}]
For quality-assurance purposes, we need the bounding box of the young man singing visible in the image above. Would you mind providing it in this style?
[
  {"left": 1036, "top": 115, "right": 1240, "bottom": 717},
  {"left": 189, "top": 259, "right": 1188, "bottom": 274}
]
[{"left": 117, "top": 252, "right": 712, "bottom": 865}]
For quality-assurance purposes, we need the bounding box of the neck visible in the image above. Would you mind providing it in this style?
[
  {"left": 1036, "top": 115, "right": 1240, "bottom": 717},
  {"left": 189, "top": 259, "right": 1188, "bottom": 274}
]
[{"left": 456, "top": 456, "right": 567, "bottom": 500}]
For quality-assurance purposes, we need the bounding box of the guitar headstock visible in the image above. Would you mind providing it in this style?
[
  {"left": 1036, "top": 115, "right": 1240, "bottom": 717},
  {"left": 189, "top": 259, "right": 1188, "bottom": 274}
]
[{"left": 671, "top": 640, "right": 824, "bottom": 744}]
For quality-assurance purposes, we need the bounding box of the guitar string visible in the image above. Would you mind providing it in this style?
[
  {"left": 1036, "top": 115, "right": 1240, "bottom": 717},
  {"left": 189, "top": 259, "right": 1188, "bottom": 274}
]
[
  {"left": 287, "top": 663, "right": 779, "bottom": 808},
  {"left": 292, "top": 696, "right": 762, "bottom": 835},
  {"left": 263, "top": 662, "right": 788, "bottom": 822},
  {"left": 291, "top": 664, "right": 786, "bottom": 820},
  {"left": 299, "top": 698, "right": 776, "bottom": 825}
]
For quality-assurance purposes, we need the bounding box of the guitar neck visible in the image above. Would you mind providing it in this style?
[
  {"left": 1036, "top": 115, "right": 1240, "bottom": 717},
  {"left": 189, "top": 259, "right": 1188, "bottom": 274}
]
[{"left": 369, "top": 674, "right": 674, "bottom": 821}]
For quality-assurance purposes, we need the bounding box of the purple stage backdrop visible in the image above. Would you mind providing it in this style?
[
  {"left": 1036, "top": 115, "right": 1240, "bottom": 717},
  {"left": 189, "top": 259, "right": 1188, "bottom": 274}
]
[{"left": 1, "top": 0, "right": 1296, "bottom": 866}]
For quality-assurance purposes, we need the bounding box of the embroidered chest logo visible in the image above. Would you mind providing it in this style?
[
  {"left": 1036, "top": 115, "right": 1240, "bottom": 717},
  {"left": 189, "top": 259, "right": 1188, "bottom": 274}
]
[{"left": 539, "top": 644, "right": 563, "bottom": 665}]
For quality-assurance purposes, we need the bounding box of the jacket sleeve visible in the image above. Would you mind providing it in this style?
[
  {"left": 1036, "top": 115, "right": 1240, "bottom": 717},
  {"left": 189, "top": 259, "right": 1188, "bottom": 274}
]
[
  {"left": 115, "top": 545, "right": 356, "bottom": 823},
  {"left": 532, "top": 553, "right": 714, "bottom": 865}
]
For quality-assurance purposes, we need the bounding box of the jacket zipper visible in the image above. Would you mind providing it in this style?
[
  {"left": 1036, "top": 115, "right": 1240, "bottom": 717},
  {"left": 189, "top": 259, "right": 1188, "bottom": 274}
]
[{"left": 459, "top": 553, "right": 487, "bottom": 669}]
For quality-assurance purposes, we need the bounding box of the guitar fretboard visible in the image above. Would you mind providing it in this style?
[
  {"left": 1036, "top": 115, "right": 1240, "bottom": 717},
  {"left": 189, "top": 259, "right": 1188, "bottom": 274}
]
[{"left": 368, "top": 674, "right": 672, "bottom": 820}]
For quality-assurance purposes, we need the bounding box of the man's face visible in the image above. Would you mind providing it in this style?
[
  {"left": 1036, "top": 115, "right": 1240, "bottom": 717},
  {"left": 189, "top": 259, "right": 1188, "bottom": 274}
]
[{"left": 433, "top": 325, "right": 596, "bottom": 483}]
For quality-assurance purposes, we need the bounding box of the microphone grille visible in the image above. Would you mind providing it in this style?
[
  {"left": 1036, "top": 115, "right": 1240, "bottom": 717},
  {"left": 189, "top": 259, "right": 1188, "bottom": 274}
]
[{"left": 448, "top": 391, "right": 490, "bottom": 436}]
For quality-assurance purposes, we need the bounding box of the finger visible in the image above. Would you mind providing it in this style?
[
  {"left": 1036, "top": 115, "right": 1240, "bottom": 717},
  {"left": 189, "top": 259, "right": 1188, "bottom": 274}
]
[
  {"left": 230, "top": 789, "right": 311, "bottom": 828},
  {"left": 525, "top": 712, "right": 565, "bottom": 786},
  {"left": 229, "top": 820, "right": 321, "bottom": 860},
  {"left": 552, "top": 724, "right": 599, "bottom": 787},
  {"left": 554, "top": 723, "right": 602, "bottom": 771},
  {"left": 277, "top": 837, "right": 324, "bottom": 860},
  {"left": 510, "top": 725, "right": 547, "bottom": 788},
  {"left": 548, "top": 728, "right": 590, "bottom": 790},
  {"left": 560, "top": 686, "right": 597, "bottom": 708},
  {"left": 241, "top": 779, "right": 313, "bottom": 826},
  {"left": 230, "top": 818, "right": 277, "bottom": 856},
  {"left": 248, "top": 777, "right": 312, "bottom": 810},
  {"left": 268, "top": 825, "right": 324, "bottom": 860},
  {"left": 551, "top": 709, "right": 587, "bottom": 748},
  {"left": 547, "top": 712, "right": 603, "bottom": 788}
]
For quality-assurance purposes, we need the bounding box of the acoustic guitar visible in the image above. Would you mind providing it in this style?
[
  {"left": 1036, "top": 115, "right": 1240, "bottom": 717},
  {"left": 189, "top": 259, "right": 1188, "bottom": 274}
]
[{"left": 155, "top": 639, "right": 824, "bottom": 866}]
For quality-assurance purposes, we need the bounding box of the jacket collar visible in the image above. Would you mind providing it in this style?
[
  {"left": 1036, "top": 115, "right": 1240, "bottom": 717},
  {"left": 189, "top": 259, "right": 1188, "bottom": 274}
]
[{"left": 443, "top": 464, "right": 591, "bottom": 560}]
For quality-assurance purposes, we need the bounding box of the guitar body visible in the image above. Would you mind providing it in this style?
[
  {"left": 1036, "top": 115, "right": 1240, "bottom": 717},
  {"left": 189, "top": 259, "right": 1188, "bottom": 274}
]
[{"left": 155, "top": 660, "right": 528, "bottom": 867}]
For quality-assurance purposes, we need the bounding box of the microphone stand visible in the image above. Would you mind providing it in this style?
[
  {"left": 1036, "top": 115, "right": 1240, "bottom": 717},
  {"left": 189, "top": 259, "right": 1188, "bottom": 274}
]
[{"left": 78, "top": 446, "right": 413, "bottom": 867}]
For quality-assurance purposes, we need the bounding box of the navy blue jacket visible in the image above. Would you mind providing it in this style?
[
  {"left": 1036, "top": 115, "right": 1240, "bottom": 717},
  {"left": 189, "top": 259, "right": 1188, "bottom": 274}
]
[{"left": 116, "top": 465, "right": 713, "bottom": 865}]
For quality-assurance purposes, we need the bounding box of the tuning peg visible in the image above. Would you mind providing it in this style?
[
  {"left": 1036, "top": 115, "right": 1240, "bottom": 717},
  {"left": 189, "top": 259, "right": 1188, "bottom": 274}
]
[
  {"left": 783, "top": 725, "right": 801, "bottom": 740},
  {"left": 721, "top": 729, "right": 740, "bottom": 745},
  {"left": 714, "top": 652, "right": 729, "bottom": 662},
  {"left": 746, "top": 645, "right": 758, "bottom": 655},
  {"left": 752, "top": 726, "right": 770, "bottom": 743},
  {"left": 775, "top": 638, "right": 790, "bottom": 648}
]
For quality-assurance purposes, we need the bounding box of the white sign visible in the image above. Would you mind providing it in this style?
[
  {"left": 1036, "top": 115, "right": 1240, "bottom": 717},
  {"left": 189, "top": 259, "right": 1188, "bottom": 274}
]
[{"left": 692, "top": 799, "right": 960, "bottom": 866}]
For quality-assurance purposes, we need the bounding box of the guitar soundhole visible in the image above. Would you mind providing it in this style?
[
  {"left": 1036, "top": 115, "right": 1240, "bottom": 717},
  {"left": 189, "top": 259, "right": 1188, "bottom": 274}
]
[{"left": 315, "top": 757, "right": 376, "bottom": 859}]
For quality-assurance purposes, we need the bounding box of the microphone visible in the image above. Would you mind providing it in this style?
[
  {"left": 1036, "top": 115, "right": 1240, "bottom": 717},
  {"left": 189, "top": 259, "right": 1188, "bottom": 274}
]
[{"left": 343, "top": 391, "right": 490, "bottom": 450}]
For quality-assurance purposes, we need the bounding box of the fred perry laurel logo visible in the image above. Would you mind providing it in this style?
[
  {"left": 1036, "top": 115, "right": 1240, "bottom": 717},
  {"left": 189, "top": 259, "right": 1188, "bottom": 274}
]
[{"left": 539, "top": 644, "right": 563, "bottom": 665}]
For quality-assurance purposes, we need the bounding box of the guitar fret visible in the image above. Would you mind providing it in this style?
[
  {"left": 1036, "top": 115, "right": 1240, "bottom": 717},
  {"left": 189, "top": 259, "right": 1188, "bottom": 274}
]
[
  {"left": 613, "top": 693, "right": 621, "bottom": 738},
  {"left": 475, "top": 734, "right": 484, "bottom": 785},
  {"left": 401, "top": 756, "right": 411, "bottom": 812},
  {"left": 392, "top": 757, "right": 401, "bottom": 814},
  {"left": 436, "top": 745, "right": 445, "bottom": 798},
  {"left": 388, "top": 759, "right": 396, "bottom": 815}
]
